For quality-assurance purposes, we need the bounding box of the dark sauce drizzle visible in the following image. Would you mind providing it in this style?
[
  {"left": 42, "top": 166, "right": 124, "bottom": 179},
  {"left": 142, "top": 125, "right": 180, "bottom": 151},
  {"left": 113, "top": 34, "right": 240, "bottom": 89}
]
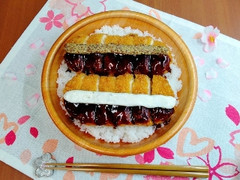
[
  {"left": 64, "top": 53, "right": 171, "bottom": 77},
  {"left": 64, "top": 100, "right": 174, "bottom": 128}
]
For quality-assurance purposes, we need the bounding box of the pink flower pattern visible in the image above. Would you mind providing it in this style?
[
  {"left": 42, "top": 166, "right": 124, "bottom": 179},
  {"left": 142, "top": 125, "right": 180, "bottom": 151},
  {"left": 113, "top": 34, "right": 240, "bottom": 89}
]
[
  {"left": 66, "top": 0, "right": 107, "bottom": 19},
  {"left": 187, "top": 146, "right": 239, "bottom": 179},
  {"left": 40, "top": 10, "right": 64, "bottom": 31},
  {"left": 201, "top": 25, "right": 220, "bottom": 52},
  {"left": 135, "top": 147, "right": 174, "bottom": 164}
]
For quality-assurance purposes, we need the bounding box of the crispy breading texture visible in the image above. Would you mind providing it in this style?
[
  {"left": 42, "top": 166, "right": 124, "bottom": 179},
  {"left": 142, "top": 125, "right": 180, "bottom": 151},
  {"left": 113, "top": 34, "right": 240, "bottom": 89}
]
[
  {"left": 115, "top": 74, "right": 133, "bottom": 93},
  {"left": 133, "top": 35, "right": 153, "bottom": 45},
  {"left": 63, "top": 73, "right": 86, "bottom": 93},
  {"left": 151, "top": 75, "right": 174, "bottom": 96},
  {"left": 132, "top": 74, "right": 150, "bottom": 94},
  {"left": 81, "top": 74, "right": 99, "bottom": 91},
  {"left": 69, "top": 34, "right": 88, "bottom": 44},
  {"left": 105, "top": 35, "right": 135, "bottom": 45},
  {"left": 87, "top": 34, "right": 105, "bottom": 44},
  {"left": 99, "top": 76, "right": 116, "bottom": 92},
  {"left": 153, "top": 40, "right": 166, "bottom": 47}
]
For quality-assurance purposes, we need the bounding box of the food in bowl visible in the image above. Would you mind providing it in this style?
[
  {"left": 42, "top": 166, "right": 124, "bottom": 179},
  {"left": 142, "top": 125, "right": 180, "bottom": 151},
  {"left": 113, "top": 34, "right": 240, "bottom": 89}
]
[{"left": 57, "top": 25, "right": 182, "bottom": 143}]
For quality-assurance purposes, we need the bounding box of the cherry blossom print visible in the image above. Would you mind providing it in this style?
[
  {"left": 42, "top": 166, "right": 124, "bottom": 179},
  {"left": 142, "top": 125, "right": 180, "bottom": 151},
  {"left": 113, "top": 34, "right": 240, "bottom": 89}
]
[
  {"left": 30, "top": 127, "right": 39, "bottom": 138},
  {"left": 187, "top": 146, "right": 239, "bottom": 179},
  {"left": 63, "top": 171, "right": 75, "bottom": 180},
  {"left": 66, "top": 157, "right": 74, "bottom": 164},
  {"left": 99, "top": 173, "right": 119, "bottom": 180},
  {"left": 74, "top": 144, "right": 82, "bottom": 151},
  {"left": 17, "top": 115, "right": 30, "bottom": 125},
  {"left": 65, "top": 0, "right": 107, "bottom": 19},
  {"left": 229, "top": 129, "right": 240, "bottom": 150},
  {"left": 216, "top": 58, "right": 230, "bottom": 68},
  {"left": 96, "top": 153, "right": 103, "bottom": 156},
  {"left": 177, "top": 128, "right": 215, "bottom": 157},
  {"left": 63, "top": 16, "right": 78, "bottom": 30},
  {"left": 25, "top": 64, "right": 37, "bottom": 76},
  {"left": 201, "top": 25, "right": 220, "bottom": 52},
  {"left": 26, "top": 93, "right": 40, "bottom": 107},
  {"left": 225, "top": 104, "right": 240, "bottom": 126},
  {"left": 193, "top": 32, "right": 202, "bottom": 39},
  {"left": 156, "top": 147, "right": 174, "bottom": 159},
  {"left": 0, "top": 113, "right": 18, "bottom": 144},
  {"left": 42, "top": 139, "right": 59, "bottom": 153},
  {"left": 143, "top": 149, "right": 155, "bottom": 163},
  {"left": 20, "top": 149, "right": 32, "bottom": 164},
  {"left": 5, "top": 130, "right": 16, "bottom": 146},
  {"left": 126, "top": 174, "right": 133, "bottom": 180},
  {"left": 198, "top": 89, "right": 212, "bottom": 102},
  {"left": 40, "top": 10, "right": 64, "bottom": 31},
  {"left": 135, "top": 147, "right": 174, "bottom": 164},
  {"left": 40, "top": 50, "right": 48, "bottom": 57},
  {"left": 149, "top": 9, "right": 161, "bottom": 20},
  {"left": 121, "top": 7, "right": 130, "bottom": 10},
  {"left": 4, "top": 72, "right": 17, "bottom": 81},
  {"left": 194, "top": 56, "right": 205, "bottom": 67},
  {"left": 135, "top": 149, "right": 154, "bottom": 164},
  {"left": 29, "top": 39, "right": 44, "bottom": 49},
  {"left": 49, "top": 0, "right": 74, "bottom": 19},
  {"left": 205, "top": 68, "right": 218, "bottom": 80}
]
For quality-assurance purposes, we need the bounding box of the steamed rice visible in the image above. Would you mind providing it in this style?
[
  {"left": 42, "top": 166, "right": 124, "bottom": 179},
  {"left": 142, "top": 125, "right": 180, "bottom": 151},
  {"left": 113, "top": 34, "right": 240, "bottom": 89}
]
[{"left": 57, "top": 25, "right": 182, "bottom": 143}]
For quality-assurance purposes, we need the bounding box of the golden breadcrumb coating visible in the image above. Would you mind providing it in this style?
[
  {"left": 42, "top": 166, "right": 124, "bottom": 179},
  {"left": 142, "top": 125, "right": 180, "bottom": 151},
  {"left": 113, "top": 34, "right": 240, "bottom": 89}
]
[
  {"left": 104, "top": 35, "right": 134, "bottom": 45},
  {"left": 69, "top": 34, "right": 88, "bottom": 44},
  {"left": 99, "top": 76, "right": 116, "bottom": 92},
  {"left": 151, "top": 75, "right": 174, "bottom": 96},
  {"left": 81, "top": 74, "right": 99, "bottom": 91},
  {"left": 63, "top": 73, "right": 86, "bottom": 93},
  {"left": 86, "top": 34, "right": 105, "bottom": 44},
  {"left": 153, "top": 40, "right": 166, "bottom": 47},
  {"left": 132, "top": 35, "right": 153, "bottom": 45},
  {"left": 132, "top": 74, "right": 150, "bottom": 94},
  {"left": 115, "top": 73, "right": 133, "bottom": 93}
]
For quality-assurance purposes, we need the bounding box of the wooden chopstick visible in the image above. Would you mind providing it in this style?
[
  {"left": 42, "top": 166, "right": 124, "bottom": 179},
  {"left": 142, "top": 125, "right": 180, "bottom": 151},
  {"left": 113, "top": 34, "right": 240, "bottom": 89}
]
[{"left": 45, "top": 163, "right": 209, "bottom": 178}]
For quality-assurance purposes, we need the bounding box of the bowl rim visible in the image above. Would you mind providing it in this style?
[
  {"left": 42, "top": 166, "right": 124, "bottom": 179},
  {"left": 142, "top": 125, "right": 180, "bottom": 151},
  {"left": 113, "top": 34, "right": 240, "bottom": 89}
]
[{"left": 41, "top": 10, "right": 198, "bottom": 156}]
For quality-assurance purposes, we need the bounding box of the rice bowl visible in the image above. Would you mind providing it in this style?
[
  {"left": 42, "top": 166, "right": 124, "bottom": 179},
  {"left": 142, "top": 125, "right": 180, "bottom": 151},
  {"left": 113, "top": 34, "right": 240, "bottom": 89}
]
[
  {"left": 57, "top": 25, "right": 182, "bottom": 143},
  {"left": 41, "top": 11, "right": 197, "bottom": 156}
]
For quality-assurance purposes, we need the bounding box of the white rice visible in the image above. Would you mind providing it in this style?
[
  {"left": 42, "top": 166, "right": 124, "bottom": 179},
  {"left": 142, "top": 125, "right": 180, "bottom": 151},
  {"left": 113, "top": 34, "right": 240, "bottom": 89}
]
[{"left": 57, "top": 25, "right": 182, "bottom": 143}]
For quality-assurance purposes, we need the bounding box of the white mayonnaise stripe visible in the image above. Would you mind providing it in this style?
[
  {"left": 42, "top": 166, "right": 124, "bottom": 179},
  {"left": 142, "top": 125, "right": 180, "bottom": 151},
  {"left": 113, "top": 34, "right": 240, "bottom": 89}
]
[{"left": 64, "top": 90, "right": 176, "bottom": 109}]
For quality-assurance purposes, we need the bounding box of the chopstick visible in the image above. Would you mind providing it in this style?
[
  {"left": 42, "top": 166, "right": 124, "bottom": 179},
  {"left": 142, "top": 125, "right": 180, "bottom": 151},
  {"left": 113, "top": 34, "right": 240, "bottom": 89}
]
[{"left": 45, "top": 163, "right": 209, "bottom": 178}]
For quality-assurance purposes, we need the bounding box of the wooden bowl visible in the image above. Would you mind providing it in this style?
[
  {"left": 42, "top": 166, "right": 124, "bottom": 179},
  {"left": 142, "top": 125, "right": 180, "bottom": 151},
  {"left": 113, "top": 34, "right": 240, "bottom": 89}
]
[{"left": 41, "top": 11, "right": 197, "bottom": 156}]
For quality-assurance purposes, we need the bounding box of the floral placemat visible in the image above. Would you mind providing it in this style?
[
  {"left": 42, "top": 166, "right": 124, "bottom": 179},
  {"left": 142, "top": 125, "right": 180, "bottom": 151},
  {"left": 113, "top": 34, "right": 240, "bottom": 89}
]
[{"left": 0, "top": 0, "right": 240, "bottom": 179}]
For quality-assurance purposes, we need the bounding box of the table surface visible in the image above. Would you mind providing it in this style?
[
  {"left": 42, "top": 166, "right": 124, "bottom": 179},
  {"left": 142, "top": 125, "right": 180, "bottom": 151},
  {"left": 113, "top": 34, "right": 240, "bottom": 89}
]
[{"left": 0, "top": 0, "right": 239, "bottom": 179}]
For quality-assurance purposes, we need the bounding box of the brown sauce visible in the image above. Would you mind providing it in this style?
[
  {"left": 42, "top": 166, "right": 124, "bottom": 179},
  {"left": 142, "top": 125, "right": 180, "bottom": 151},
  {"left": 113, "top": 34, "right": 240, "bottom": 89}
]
[
  {"left": 64, "top": 53, "right": 170, "bottom": 77},
  {"left": 64, "top": 100, "right": 174, "bottom": 128}
]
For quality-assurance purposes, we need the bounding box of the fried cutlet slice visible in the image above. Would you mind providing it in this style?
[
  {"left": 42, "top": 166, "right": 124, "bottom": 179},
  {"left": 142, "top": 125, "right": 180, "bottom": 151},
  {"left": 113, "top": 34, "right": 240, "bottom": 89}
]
[
  {"left": 132, "top": 35, "right": 153, "bottom": 45},
  {"left": 99, "top": 76, "right": 116, "bottom": 92},
  {"left": 63, "top": 73, "right": 86, "bottom": 93},
  {"left": 115, "top": 74, "right": 133, "bottom": 93},
  {"left": 86, "top": 34, "right": 105, "bottom": 44},
  {"left": 132, "top": 74, "right": 150, "bottom": 94},
  {"left": 153, "top": 40, "right": 166, "bottom": 47},
  {"left": 151, "top": 75, "right": 174, "bottom": 96},
  {"left": 68, "top": 34, "right": 88, "bottom": 44},
  {"left": 105, "top": 35, "right": 134, "bottom": 45},
  {"left": 81, "top": 74, "right": 100, "bottom": 91}
]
